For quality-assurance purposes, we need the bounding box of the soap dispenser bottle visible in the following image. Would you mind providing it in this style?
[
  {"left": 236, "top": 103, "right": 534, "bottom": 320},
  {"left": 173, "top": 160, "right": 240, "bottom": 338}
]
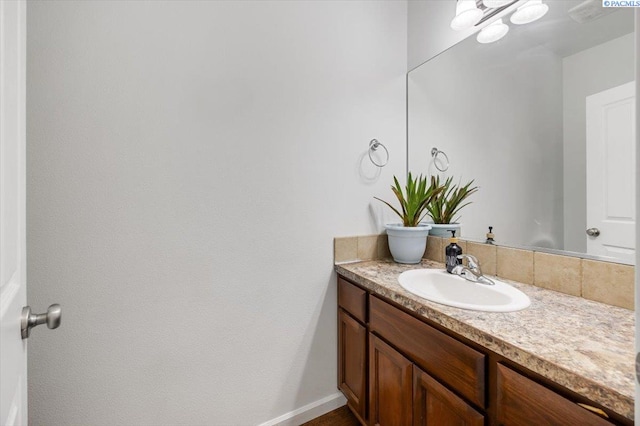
[
  {"left": 445, "top": 230, "right": 462, "bottom": 273},
  {"left": 486, "top": 226, "right": 495, "bottom": 245}
]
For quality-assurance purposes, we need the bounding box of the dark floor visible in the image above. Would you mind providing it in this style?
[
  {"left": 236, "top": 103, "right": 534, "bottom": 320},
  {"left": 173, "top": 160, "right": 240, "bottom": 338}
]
[{"left": 302, "top": 406, "right": 360, "bottom": 426}]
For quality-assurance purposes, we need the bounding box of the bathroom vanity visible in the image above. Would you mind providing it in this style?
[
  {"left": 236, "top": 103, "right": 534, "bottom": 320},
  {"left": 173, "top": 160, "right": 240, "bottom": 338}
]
[{"left": 335, "top": 259, "right": 634, "bottom": 425}]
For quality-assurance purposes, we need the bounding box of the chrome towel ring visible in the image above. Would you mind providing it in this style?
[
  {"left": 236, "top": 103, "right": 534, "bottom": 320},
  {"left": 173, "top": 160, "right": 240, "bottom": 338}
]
[
  {"left": 369, "top": 139, "right": 389, "bottom": 167},
  {"left": 431, "top": 147, "right": 449, "bottom": 172}
]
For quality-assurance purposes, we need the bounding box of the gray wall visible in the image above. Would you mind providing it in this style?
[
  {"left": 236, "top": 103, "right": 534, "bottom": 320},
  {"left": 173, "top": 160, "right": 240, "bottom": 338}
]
[
  {"left": 26, "top": 1, "right": 407, "bottom": 424},
  {"left": 562, "top": 33, "right": 635, "bottom": 253}
]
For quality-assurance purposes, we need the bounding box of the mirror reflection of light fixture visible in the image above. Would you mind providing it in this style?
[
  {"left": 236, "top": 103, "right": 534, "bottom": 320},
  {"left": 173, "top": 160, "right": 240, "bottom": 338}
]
[
  {"left": 476, "top": 18, "right": 509, "bottom": 43},
  {"left": 482, "top": 0, "right": 512, "bottom": 7},
  {"left": 510, "top": 0, "right": 549, "bottom": 25},
  {"left": 450, "top": 0, "right": 483, "bottom": 31}
]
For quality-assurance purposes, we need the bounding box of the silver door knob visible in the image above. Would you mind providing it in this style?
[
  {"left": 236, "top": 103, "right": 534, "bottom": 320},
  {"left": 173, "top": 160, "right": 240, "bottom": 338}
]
[
  {"left": 586, "top": 228, "right": 601, "bottom": 237},
  {"left": 21, "top": 304, "right": 61, "bottom": 339}
]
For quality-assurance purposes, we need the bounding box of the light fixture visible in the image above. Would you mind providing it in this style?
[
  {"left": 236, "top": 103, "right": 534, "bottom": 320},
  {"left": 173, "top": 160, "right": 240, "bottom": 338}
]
[
  {"left": 510, "top": 0, "right": 549, "bottom": 25},
  {"left": 450, "top": 0, "right": 483, "bottom": 31},
  {"left": 476, "top": 18, "right": 509, "bottom": 43},
  {"left": 482, "top": 0, "right": 512, "bottom": 7}
]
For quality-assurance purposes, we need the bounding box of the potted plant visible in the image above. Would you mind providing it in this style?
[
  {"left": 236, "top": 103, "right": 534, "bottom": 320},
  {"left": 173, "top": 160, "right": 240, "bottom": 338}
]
[
  {"left": 426, "top": 175, "right": 478, "bottom": 237},
  {"left": 375, "top": 173, "right": 443, "bottom": 264}
]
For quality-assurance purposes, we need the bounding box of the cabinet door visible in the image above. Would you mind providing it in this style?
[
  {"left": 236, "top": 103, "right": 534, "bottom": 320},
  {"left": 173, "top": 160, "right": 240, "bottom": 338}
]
[
  {"left": 338, "top": 309, "right": 367, "bottom": 424},
  {"left": 413, "top": 366, "right": 484, "bottom": 426},
  {"left": 496, "top": 363, "right": 612, "bottom": 426},
  {"left": 369, "top": 335, "right": 413, "bottom": 426}
]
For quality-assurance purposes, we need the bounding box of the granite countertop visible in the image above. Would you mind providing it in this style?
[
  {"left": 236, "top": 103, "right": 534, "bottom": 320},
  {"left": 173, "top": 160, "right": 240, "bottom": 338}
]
[{"left": 335, "top": 258, "right": 635, "bottom": 420}]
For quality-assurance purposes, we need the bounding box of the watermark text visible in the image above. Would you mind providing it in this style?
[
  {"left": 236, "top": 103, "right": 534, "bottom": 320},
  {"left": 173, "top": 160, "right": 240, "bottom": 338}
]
[{"left": 603, "top": 0, "right": 640, "bottom": 7}]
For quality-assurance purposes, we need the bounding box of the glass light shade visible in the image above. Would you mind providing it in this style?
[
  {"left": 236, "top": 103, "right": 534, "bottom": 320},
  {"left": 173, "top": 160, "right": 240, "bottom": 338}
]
[
  {"left": 482, "top": 0, "right": 512, "bottom": 7},
  {"left": 450, "top": 0, "right": 483, "bottom": 31},
  {"left": 476, "top": 19, "right": 509, "bottom": 43},
  {"left": 510, "top": 0, "right": 549, "bottom": 25}
]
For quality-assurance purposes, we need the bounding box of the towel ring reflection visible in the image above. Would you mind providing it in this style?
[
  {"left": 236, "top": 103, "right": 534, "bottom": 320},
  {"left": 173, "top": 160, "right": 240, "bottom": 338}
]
[
  {"left": 431, "top": 147, "right": 449, "bottom": 172},
  {"left": 369, "top": 139, "right": 389, "bottom": 167}
]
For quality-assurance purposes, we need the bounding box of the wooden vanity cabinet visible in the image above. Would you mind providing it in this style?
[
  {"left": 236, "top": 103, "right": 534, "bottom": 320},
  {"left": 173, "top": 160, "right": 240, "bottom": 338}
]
[
  {"left": 413, "top": 366, "right": 484, "bottom": 426},
  {"left": 368, "top": 303, "right": 485, "bottom": 426},
  {"left": 369, "top": 335, "right": 413, "bottom": 426},
  {"left": 338, "top": 277, "right": 367, "bottom": 323},
  {"left": 369, "top": 296, "right": 485, "bottom": 408},
  {"left": 338, "top": 278, "right": 368, "bottom": 424},
  {"left": 368, "top": 334, "right": 484, "bottom": 426},
  {"left": 496, "top": 363, "right": 612, "bottom": 426},
  {"left": 337, "top": 275, "right": 626, "bottom": 426}
]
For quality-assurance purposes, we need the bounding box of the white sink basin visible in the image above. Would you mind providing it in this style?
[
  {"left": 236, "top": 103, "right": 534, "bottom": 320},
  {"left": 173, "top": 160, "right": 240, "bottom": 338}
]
[{"left": 398, "top": 269, "right": 530, "bottom": 312}]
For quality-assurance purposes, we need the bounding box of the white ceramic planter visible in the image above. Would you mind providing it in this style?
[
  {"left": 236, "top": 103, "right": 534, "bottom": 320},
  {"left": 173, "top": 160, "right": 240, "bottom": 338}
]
[
  {"left": 385, "top": 223, "right": 432, "bottom": 264},
  {"left": 428, "top": 223, "right": 461, "bottom": 238}
]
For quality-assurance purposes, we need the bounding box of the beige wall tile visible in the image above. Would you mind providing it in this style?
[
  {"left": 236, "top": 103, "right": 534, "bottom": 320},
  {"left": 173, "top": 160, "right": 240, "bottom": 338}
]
[
  {"left": 496, "top": 247, "right": 534, "bottom": 284},
  {"left": 357, "top": 235, "right": 378, "bottom": 261},
  {"left": 466, "top": 242, "right": 497, "bottom": 276},
  {"left": 334, "top": 237, "right": 357, "bottom": 263},
  {"left": 534, "top": 252, "right": 581, "bottom": 296},
  {"left": 425, "top": 236, "right": 444, "bottom": 262},
  {"left": 377, "top": 234, "right": 391, "bottom": 259},
  {"left": 582, "top": 260, "right": 634, "bottom": 310}
]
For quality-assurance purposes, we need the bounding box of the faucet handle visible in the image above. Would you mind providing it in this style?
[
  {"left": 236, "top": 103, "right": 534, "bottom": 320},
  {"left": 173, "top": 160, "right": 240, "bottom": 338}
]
[{"left": 457, "top": 254, "right": 479, "bottom": 268}]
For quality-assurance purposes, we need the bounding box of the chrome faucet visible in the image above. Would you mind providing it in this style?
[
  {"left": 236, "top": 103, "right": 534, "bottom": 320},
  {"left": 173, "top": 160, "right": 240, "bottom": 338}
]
[{"left": 451, "top": 254, "right": 495, "bottom": 286}]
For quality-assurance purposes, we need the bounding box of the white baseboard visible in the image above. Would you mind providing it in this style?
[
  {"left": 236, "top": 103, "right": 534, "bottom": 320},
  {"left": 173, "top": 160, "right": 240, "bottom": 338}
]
[{"left": 257, "top": 392, "right": 347, "bottom": 426}]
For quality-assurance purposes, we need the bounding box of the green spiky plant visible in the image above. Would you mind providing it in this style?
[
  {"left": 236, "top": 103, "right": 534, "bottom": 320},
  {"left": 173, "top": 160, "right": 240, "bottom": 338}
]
[
  {"left": 375, "top": 173, "right": 444, "bottom": 227},
  {"left": 426, "top": 175, "right": 478, "bottom": 224}
]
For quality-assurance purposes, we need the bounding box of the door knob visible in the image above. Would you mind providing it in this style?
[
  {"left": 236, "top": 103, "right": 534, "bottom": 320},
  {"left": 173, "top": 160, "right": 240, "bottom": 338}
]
[
  {"left": 21, "top": 304, "right": 61, "bottom": 339},
  {"left": 586, "top": 228, "right": 600, "bottom": 237}
]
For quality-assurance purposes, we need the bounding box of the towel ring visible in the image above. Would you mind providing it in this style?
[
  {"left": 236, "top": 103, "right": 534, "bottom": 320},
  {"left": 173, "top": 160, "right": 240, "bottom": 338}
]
[
  {"left": 369, "top": 139, "right": 389, "bottom": 167},
  {"left": 431, "top": 147, "right": 449, "bottom": 172}
]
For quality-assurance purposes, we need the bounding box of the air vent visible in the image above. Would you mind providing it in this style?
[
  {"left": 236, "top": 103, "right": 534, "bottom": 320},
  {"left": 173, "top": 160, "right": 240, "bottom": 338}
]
[{"left": 568, "top": 0, "right": 615, "bottom": 23}]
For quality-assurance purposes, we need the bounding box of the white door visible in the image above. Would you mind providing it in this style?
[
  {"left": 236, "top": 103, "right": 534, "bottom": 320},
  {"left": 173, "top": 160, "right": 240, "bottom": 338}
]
[
  {"left": 0, "top": 1, "right": 27, "bottom": 425},
  {"left": 586, "top": 81, "right": 636, "bottom": 263}
]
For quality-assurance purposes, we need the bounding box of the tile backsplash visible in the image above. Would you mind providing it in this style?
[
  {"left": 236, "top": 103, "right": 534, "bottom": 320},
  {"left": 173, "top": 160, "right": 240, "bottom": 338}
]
[
  {"left": 334, "top": 234, "right": 389, "bottom": 263},
  {"left": 496, "top": 246, "right": 534, "bottom": 285},
  {"left": 533, "top": 252, "right": 581, "bottom": 297},
  {"left": 466, "top": 241, "right": 496, "bottom": 276},
  {"left": 334, "top": 234, "right": 634, "bottom": 310}
]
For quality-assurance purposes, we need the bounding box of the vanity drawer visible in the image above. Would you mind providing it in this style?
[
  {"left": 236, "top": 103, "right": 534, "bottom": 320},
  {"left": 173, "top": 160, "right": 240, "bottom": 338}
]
[
  {"left": 338, "top": 277, "right": 367, "bottom": 323},
  {"left": 370, "top": 296, "right": 485, "bottom": 408},
  {"left": 496, "top": 363, "right": 612, "bottom": 425}
]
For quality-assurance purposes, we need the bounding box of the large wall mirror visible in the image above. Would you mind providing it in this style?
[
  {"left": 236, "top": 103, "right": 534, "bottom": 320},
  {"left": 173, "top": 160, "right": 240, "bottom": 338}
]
[{"left": 408, "top": 0, "right": 635, "bottom": 264}]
